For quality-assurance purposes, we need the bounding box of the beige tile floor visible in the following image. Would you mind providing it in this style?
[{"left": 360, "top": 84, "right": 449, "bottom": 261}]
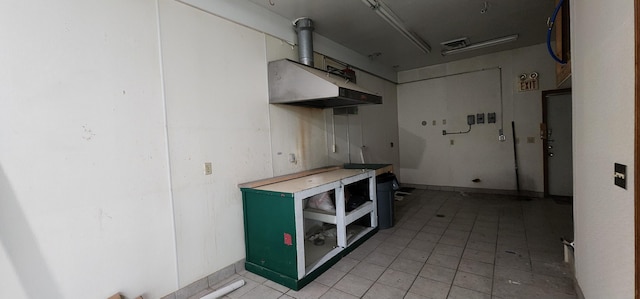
[{"left": 206, "top": 190, "right": 575, "bottom": 299}]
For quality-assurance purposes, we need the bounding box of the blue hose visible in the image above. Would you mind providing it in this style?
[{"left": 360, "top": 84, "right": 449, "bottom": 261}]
[{"left": 547, "top": 0, "right": 567, "bottom": 64}]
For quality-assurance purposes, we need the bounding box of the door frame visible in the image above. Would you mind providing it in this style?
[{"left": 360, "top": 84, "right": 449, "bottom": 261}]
[
  {"left": 542, "top": 88, "right": 572, "bottom": 197},
  {"left": 634, "top": 0, "right": 639, "bottom": 297}
]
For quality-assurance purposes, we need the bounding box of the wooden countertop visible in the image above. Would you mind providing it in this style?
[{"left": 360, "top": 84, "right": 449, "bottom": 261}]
[{"left": 239, "top": 165, "right": 392, "bottom": 192}]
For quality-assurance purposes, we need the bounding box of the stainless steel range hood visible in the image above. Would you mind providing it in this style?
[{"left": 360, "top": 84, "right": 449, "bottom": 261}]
[{"left": 267, "top": 59, "right": 383, "bottom": 109}]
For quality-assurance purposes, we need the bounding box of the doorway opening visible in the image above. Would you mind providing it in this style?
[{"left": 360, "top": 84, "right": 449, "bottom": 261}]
[{"left": 542, "top": 88, "right": 573, "bottom": 202}]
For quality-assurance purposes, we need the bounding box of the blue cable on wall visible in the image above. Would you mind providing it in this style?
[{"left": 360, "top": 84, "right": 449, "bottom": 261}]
[{"left": 547, "top": 0, "right": 567, "bottom": 64}]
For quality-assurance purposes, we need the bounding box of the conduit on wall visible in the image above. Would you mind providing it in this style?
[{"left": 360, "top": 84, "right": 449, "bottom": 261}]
[{"left": 401, "top": 67, "right": 504, "bottom": 140}]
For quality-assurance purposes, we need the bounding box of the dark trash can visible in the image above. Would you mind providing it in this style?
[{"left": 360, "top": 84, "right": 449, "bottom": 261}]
[{"left": 376, "top": 173, "right": 399, "bottom": 229}]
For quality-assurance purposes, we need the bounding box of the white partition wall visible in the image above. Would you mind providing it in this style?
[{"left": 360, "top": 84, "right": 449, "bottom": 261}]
[
  {"left": 571, "top": 1, "right": 635, "bottom": 297},
  {"left": 158, "top": 0, "right": 274, "bottom": 286},
  {"left": 0, "top": 1, "right": 177, "bottom": 297},
  {"left": 397, "top": 44, "right": 555, "bottom": 193}
]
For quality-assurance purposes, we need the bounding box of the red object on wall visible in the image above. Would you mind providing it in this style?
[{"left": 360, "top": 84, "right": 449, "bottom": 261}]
[{"left": 284, "top": 233, "right": 292, "bottom": 246}]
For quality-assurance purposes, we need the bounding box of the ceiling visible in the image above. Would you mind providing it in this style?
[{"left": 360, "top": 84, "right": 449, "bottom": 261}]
[{"left": 247, "top": 0, "right": 556, "bottom": 71}]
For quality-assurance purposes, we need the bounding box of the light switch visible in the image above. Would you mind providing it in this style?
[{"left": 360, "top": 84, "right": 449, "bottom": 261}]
[{"left": 614, "top": 163, "right": 626, "bottom": 189}]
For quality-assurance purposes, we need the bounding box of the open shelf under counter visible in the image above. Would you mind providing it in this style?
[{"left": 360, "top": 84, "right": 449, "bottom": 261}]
[{"left": 304, "top": 201, "right": 374, "bottom": 225}]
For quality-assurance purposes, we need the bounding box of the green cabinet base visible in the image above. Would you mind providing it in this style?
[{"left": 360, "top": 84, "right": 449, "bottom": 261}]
[{"left": 245, "top": 227, "right": 379, "bottom": 291}]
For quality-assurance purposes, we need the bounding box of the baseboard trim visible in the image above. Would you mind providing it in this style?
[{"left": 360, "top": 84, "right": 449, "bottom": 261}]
[
  {"left": 402, "top": 183, "right": 544, "bottom": 198},
  {"left": 574, "top": 277, "right": 585, "bottom": 299}
]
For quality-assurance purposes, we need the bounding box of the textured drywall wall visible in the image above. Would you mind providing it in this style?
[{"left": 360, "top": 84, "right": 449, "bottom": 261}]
[
  {"left": 158, "top": 0, "right": 273, "bottom": 286},
  {"left": 397, "top": 44, "right": 555, "bottom": 192},
  {"left": 571, "top": 0, "right": 635, "bottom": 297},
  {"left": 0, "top": 1, "right": 177, "bottom": 297}
]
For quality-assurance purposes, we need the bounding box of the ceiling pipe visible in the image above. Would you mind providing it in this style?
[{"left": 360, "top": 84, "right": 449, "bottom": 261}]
[{"left": 293, "top": 17, "right": 314, "bottom": 66}]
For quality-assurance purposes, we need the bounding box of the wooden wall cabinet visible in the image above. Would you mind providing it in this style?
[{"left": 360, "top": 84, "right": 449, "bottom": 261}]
[{"left": 555, "top": 0, "right": 571, "bottom": 87}]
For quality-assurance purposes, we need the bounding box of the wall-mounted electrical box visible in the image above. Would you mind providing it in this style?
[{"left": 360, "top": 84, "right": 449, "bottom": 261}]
[
  {"left": 467, "top": 115, "right": 475, "bottom": 125},
  {"left": 488, "top": 112, "right": 496, "bottom": 123},
  {"left": 477, "top": 113, "right": 485, "bottom": 124}
]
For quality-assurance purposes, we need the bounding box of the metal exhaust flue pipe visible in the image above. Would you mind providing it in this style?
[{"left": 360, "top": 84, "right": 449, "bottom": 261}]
[{"left": 294, "top": 17, "right": 314, "bottom": 67}]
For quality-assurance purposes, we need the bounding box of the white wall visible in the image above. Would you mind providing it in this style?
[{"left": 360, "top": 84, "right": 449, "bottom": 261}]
[
  {"left": 265, "top": 37, "right": 331, "bottom": 176},
  {"left": 0, "top": 1, "right": 177, "bottom": 298},
  {"left": 269, "top": 105, "right": 329, "bottom": 175},
  {"left": 0, "top": 1, "right": 397, "bottom": 297},
  {"left": 325, "top": 70, "right": 401, "bottom": 173},
  {"left": 158, "top": 0, "right": 275, "bottom": 286},
  {"left": 397, "top": 44, "right": 556, "bottom": 192},
  {"left": 356, "top": 72, "right": 402, "bottom": 173},
  {"left": 571, "top": 1, "right": 635, "bottom": 297}
]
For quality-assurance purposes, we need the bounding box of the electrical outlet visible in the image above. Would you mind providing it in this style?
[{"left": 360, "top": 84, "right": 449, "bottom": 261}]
[
  {"left": 204, "top": 162, "right": 212, "bottom": 175},
  {"left": 477, "top": 113, "right": 485, "bottom": 124}
]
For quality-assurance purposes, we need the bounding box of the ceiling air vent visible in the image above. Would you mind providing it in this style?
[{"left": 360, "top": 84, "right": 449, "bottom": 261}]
[{"left": 441, "top": 37, "right": 469, "bottom": 50}]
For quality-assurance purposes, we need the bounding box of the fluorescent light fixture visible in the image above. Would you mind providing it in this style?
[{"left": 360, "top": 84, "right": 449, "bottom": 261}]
[
  {"left": 362, "top": 0, "right": 431, "bottom": 53},
  {"left": 441, "top": 34, "right": 519, "bottom": 56}
]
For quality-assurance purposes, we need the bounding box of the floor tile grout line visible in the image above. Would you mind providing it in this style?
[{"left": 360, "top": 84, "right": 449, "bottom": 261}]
[
  {"left": 520, "top": 200, "right": 534, "bottom": 280},
  {"left": 438, "top": 194, "right": 466, "bottom": 299},
  {"left": 348, "top": 208, "right": 417, "bottom": 299},
  {"left": 396, "top": 190, "right": 450, "bottom": 299},
  {"left": 452, "top": 199, "right": 491, "bottom": 297},
  {"left": 490, "top": 204, "right": 501, "bottom": 298},
  {"left": 397, "top": 190, "right": 444, "bottom": 299}
]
